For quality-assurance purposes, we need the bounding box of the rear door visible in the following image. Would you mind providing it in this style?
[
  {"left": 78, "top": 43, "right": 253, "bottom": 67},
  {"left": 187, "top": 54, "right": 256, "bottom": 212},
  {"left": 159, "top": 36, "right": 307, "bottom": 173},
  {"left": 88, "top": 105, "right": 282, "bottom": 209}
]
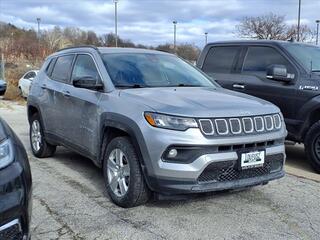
[
  {"left": 47, "top": 54, "right": 75, "bottom": 137},
  {"left": 237, "top": 45, "right": 298, "bottom": 120},
  {"left": 201, "top": 46, "right": 243, "bottom": 89}
]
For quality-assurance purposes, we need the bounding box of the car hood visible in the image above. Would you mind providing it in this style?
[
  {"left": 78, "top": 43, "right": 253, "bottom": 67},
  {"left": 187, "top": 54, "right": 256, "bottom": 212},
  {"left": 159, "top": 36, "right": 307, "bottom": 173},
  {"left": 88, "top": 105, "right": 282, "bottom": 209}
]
[
  {"left": 119, "top": 87, "right": 280, "bottom": 118},
  {"left": 0, "top": 79, "right": 6, "bottom": 85}
]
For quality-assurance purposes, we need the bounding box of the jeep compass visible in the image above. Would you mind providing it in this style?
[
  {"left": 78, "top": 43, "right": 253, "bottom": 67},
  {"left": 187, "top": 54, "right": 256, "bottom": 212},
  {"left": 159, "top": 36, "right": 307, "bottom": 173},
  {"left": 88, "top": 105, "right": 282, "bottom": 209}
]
[{"left": 27, "top": 46, "right": 286, "bottom": 207}]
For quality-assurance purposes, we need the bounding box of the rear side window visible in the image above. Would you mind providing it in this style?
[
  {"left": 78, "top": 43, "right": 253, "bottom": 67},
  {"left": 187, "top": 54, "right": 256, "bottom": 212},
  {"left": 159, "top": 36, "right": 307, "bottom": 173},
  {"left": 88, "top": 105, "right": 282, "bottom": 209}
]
[
  {"left": 51, "top": 55, "right": 74, "bottom": 82},
  {"left": 45, "top": 58, "right": 56, "bottom": 76},
  {"left": 243, "top": 46, "right": 291, "bottom": 72},
  {"left": 202, "top": 46, "right": 241, "bottom": 73}
]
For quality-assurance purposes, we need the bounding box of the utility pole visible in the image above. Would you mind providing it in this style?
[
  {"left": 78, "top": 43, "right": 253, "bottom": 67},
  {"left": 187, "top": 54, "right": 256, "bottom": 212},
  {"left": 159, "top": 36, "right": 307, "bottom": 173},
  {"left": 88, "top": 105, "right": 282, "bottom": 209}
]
[
  {"left": 205, "top": 32, "right": 208, "bottom": 45},
  {"left": 36, "top": 17, "right": 41, "bottom": 38},
  {"left": 36, "top": 18, "right": 41, "bottom": 56},
  {"left": 0, "top": 54, "right": 4, "bottom": 81},
  {"left": 316, "top": 20, "right": 320, "bottom": 45},
  {"left": 297, "top": 0, "right": 301, "bottom": 41},
  {"left": 173, "top": 20, "right": 177, "bottom": 52},
  {"left": 114, "top": 0, "right": 118, "bottom": 47}
]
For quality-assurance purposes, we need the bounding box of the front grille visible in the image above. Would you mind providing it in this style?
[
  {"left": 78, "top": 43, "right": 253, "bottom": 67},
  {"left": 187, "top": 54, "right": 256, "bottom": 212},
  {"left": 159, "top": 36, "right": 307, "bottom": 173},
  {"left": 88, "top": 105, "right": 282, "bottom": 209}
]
[
  {"left": 198, "top": 114, "right": 282, "bottom": 137},
  {"left": 0, "top": 220, "right": 22, "bottom": 240},
  {"left": 198, "top": 154, "right": 284, "bottom": 183}
]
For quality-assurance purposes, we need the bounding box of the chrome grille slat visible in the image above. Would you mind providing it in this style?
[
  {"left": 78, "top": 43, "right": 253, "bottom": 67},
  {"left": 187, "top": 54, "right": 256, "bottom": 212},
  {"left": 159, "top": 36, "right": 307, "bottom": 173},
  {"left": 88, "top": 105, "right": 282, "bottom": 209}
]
[
  {"left": 242, "top": 117, "right": 254, "bottom": 133},
  {"left": 254, "top": 116, "right": 264, "bottom": 132},
  {"left": 199, "top": 119, "right": 214, "bottom": 135},
  {"left": 273, "top": 114, "right": 281, "bottom": 129},
  {"left": 215, "top": 119, "right": 229, "bottom": 135},
  {"left": 198, "top": 114, "right": 281, "bottom": 136},
  {"left": 229, "top": 118, "right": 241, "bottom": 134},
  {"left": 264, "top": 115, "right": 274, "bottom": 130}
]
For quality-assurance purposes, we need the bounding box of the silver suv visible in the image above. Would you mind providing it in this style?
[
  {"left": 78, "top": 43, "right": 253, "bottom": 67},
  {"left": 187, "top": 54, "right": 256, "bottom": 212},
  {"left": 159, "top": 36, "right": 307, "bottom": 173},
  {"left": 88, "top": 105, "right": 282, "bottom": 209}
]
[{"left": 27, "top": 46, "right": 287, "bottom": 207}]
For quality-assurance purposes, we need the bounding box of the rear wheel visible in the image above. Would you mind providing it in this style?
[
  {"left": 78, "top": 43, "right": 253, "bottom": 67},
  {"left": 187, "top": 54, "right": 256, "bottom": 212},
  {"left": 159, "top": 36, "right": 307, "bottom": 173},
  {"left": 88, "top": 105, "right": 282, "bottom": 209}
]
[
  {"left": 304, "top": 121, "right": 320, "bottom": 173},
  {"left": 103, "top": 136, "right": 150, "bottom": 208},
  {"left": 29, "top": 113, "right": 56, "bottom": 158}
]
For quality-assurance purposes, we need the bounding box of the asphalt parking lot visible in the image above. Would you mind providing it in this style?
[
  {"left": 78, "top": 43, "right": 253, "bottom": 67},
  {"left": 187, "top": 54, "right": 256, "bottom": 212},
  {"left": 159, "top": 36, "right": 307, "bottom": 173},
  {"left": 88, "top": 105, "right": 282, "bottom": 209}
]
[{"left": 1, "top": 100, "right": 320, "bottom": 240}]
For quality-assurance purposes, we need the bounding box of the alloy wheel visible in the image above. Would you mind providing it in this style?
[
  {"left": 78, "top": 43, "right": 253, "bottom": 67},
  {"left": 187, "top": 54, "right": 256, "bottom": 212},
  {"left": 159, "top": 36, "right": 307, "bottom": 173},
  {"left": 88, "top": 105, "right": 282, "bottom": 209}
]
[
  {"left": 107, "top": 148, "right": 130, "bottom": 197},
  {"left": 31, "top": 120, "right": 42, "bottom": 152}
]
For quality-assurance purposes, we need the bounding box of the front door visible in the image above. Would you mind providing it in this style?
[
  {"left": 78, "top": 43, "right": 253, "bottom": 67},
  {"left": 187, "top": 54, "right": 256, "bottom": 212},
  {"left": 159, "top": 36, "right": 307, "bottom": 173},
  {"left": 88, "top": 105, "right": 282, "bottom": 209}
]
[
  {"left": 237, "top": 46, "right": 298, "bottom": 121},
  {"left": 63, "top": 54, "right": 102, "bottom": 157}
]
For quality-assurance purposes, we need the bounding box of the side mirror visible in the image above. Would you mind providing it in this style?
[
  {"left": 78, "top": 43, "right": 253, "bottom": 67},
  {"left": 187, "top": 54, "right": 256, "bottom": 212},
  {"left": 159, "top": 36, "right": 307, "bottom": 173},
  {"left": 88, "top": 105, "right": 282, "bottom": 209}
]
[
  {"left": 266, "top": 64, "right": 295, "bottom": 83},
  {"left": 73, "top": 76, "right": 104, "bottom": 90}
]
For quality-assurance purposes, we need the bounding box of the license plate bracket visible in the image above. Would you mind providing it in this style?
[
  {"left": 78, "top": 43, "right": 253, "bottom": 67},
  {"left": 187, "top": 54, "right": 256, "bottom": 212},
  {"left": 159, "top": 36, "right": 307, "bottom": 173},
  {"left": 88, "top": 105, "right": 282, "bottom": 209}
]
[{"left": 240, "top": 150, "right": 265, "bottom": 169}]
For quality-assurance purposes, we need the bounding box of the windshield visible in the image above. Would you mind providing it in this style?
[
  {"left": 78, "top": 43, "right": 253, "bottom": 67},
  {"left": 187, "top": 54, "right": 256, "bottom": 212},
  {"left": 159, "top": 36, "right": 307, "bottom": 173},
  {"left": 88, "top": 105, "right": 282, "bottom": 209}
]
[
  {"left": 102, "top": 53, "right": 216, "bottom": 88},
  {"left": 282, "top": 43, "right": 320, "bottom": 72}
]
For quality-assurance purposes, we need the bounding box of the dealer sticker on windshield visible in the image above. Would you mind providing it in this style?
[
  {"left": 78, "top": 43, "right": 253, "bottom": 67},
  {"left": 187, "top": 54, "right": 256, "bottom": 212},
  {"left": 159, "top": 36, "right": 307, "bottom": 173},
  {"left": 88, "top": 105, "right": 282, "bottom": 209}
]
[{"left": 241, "top": 151, "right": 265, "bottom": 169}]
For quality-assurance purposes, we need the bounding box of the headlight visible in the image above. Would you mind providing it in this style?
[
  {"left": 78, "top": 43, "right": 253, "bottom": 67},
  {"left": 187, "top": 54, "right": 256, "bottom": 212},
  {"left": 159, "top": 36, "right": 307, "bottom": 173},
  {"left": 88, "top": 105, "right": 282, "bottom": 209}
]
[
  {"left": 0, "top": 138, "right": 14, "bottom": 169},
  {"left": 144, "top": 112, "right": 198, "bottom": 131}
]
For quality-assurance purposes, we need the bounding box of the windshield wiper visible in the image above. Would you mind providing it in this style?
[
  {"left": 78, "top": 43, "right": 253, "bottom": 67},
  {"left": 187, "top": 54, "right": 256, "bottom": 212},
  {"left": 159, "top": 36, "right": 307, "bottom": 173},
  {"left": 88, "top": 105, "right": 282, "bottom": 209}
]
[
  {"left": 115, "top": 84, "right": 146, "bottom": 88},
  {"left": 311, "top": 70, "right": 320, "bottom": 72}
]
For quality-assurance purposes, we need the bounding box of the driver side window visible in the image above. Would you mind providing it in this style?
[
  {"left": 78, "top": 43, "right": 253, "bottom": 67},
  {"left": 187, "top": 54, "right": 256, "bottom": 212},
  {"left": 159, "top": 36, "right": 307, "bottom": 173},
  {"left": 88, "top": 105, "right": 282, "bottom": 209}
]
[
  {"left": 72, "top": 54, "right": 100, "bottom": 82},
  {"left": 242, "top": 46, "right": 294, "bottom": 74}
]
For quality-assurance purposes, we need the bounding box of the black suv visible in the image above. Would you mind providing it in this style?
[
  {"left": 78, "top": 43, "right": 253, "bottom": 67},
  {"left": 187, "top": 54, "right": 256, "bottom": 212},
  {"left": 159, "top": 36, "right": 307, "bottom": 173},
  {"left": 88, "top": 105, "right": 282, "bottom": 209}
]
[
  {"left": 0, "top": 117, "right": 32, "bottom": 239},
  {"left": 197, "top": 40, "right": 320, "bottom": 172}
]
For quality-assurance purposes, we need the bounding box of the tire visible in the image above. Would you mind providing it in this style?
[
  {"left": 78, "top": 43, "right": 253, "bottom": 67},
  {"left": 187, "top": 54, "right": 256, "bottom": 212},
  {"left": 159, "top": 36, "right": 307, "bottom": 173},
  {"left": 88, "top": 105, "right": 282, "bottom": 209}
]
[
  {"left": 0, "top": 90, "right": 5, "bottom": 96},
  {"left": 304, "top": 121, "right": 320, "bottom": 173},
  {"left": 29, "top": 113, "right": 56, "bottom": 158},
  {"left": 103, "top": 136, "right": 150, "bottom": 208}
]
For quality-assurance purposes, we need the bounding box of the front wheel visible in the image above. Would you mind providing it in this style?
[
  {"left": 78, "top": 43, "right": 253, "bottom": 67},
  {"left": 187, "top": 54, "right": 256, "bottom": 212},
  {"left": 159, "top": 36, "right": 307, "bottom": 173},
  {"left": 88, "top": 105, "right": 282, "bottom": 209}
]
[
  {"left": 103, "top": 136, "right": 150, "bottom": 208},
  {"left": 29, "top": 113, "right": 56, "bottom": 158},
  {"left": 304, "top": 121, "right": 320, "bottom": 173}
]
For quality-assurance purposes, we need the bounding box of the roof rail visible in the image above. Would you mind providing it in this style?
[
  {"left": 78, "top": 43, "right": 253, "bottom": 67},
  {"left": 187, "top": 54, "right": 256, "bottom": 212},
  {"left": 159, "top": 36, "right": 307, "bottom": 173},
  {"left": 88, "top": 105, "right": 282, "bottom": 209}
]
[{"left": 57, "top": 45, "right": 99, "bottom": 52}]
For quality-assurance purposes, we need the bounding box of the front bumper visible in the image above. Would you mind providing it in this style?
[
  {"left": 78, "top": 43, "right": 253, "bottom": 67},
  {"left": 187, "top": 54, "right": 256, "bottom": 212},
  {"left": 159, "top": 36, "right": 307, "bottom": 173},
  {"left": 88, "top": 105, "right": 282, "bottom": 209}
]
[
  {"left": 0, "top": 161, "right": 31, "bottom": 240},
  {"left": 0, "top": 219, "right": 23, "bottom": 240},
  {"left": 140, "top": 125, "right": 286, "bottom": 194}
]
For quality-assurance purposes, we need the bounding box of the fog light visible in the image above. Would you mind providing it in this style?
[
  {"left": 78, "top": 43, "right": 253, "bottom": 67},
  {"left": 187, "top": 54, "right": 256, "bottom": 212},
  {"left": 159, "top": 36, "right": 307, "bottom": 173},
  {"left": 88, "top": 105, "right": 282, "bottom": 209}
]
[{"left": 168, "top": 149, "right": 178, "bottom": 158}]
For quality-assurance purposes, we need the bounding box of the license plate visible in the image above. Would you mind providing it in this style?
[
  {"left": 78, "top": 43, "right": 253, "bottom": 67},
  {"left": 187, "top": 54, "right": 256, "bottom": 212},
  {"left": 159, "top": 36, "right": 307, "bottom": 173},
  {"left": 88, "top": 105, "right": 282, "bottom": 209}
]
[{"left": 241, "top": 151, "right": 265, "bottom": 169}]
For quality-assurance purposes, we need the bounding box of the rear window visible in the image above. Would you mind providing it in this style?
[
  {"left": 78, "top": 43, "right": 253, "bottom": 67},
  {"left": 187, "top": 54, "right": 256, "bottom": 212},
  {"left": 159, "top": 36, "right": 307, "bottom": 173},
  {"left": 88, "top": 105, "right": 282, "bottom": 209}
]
[
  {"left": 51, "top": 55, "right": 74, "bottom": 82},
  {"left": 202, "top": 46, "right": 241, "bottom": 73}
]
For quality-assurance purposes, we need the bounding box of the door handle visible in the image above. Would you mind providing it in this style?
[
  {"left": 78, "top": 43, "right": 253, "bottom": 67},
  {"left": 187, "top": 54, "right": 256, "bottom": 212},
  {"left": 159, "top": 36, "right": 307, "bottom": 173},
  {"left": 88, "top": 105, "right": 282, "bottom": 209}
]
[
  {"left": 62, "top": 90, "right": 71, "bottom": 98},
  {"left": 41, "top": 84, "right": 47, "bottom": 89},
  {"left": 232, "top": 83, "right": 245, "bottom": 89}
]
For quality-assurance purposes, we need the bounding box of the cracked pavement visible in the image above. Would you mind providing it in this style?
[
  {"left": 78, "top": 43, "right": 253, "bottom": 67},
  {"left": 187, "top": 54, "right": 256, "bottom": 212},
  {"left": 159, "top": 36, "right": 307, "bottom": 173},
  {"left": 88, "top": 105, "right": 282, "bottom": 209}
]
[{"left": 0, "top": 101, "right": 319, "bottom": 240}]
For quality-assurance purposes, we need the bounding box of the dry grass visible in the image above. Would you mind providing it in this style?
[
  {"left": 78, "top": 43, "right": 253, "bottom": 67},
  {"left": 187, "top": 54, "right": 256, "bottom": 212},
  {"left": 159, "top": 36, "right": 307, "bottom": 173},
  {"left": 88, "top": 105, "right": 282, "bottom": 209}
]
[{"left": 3, "top": 62, "right": 35, "bottom": 101}]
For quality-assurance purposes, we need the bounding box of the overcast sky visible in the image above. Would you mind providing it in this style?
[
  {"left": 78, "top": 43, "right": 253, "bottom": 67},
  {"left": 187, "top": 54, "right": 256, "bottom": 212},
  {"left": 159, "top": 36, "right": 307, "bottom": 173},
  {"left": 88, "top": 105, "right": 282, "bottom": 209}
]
[{"left": 0, "top": 0, "right": 319, "bottom": 47}]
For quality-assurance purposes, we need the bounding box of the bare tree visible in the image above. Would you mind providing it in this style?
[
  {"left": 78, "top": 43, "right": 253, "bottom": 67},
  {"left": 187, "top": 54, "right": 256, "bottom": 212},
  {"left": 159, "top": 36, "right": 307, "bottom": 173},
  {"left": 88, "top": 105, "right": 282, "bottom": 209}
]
[
  {"left": 177, "top": 44, "right": 200, "bottom": 62},
  {"left": 286, "top": 24, "right": 315, "bottom": 43},
  {"left": 236, "top": 13, "right": 314, "bottom": 42},
  {"left": 236, "top": 13, "right": 288, "bottom": 40},
  {"left": 44, "top": 26, "right": 70, "bottom": 52}
]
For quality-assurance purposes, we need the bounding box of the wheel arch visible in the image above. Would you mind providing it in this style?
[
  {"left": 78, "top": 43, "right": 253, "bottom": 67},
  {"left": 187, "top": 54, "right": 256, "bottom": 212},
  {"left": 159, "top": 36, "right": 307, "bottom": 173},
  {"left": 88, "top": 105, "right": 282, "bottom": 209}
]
[
  {"left": 299, "top": 96, "right": 320, "bottom": 140},
  {"left": 98, "top": 113, "right": 153, "bottom": 190},
  {"left": 27, "top": 104, "right": 40, "bottom": 124}
]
